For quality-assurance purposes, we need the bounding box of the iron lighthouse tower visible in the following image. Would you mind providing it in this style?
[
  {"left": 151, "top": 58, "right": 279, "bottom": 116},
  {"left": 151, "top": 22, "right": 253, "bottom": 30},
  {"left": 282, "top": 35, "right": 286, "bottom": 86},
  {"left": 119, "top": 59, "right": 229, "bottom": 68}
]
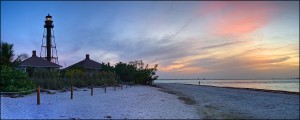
[{"left": 40, "top": 14, "right": 59, "bottom": 64}]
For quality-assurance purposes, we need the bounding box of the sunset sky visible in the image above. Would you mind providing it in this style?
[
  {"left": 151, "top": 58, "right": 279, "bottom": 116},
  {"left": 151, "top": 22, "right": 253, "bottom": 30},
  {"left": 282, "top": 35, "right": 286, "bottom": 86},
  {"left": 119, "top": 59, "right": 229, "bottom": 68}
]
[{"left": 1, "top": 1, "right": 299, "bottom": 79}]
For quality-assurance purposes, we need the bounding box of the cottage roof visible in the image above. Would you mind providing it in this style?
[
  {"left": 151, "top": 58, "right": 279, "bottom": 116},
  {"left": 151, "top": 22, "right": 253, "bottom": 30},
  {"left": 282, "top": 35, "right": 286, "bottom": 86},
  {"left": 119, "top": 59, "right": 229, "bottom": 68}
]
[
  {"left": 65, "top": 54, "right": 102, "bottom": 70},
  {"left": 18, "top": 50, "right": 62, "bottom": 68}
]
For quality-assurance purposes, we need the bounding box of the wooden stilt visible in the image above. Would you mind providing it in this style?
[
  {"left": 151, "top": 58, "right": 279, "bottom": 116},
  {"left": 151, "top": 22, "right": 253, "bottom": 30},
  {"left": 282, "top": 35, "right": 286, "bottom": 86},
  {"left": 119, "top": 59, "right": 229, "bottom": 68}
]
[
  {"left": 37, "top": 86, "right": 40, "bottom": 105},
  {"left": 91, "top": 84, "right": 93, "bottom": 96},
  {"left": 71, "top": 86, "right": 73, "bottom": 99},
  {"left": 104, "top": 84, "right": 106, "bottom": 93}
]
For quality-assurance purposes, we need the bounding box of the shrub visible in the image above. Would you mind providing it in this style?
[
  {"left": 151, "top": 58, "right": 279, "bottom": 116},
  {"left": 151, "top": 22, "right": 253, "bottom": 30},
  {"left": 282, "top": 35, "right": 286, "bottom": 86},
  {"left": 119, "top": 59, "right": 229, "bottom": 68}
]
[
  {"left": 31, "top": 68, "right": 65, "bottom": 90},
  {"left": 65, "top": 68, "right": 120, "bottom": 87},
  {"left": 115, "top": 60, "right": 159, "bottom": 85},
  {"left": 0, "top": 66, "right": 35, "bottom": 93}
]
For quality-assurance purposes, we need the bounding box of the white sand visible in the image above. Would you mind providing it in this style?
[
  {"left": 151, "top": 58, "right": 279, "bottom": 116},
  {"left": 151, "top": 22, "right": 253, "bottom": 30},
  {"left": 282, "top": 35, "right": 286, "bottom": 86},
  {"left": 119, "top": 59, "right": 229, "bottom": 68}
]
[
  {"left": 156, "top": 83, "right": 299, "bottom": 119},
  {"left": 3, "top": 83, "right": 298, "bottom": 119},
  {"left": 1, "top": 85, "right": 199, "bottom": 119}
]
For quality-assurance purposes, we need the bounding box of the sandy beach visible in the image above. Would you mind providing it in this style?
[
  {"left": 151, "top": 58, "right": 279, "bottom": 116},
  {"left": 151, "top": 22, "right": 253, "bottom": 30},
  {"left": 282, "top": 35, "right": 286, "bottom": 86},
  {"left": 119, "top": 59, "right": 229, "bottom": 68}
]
[
  {"left": 1, "top": 84, "right": 299, "bottom": 119},
  {"left": 156, "top": 83, "right": 299, "bottom": 119},
  {"left": 1, "top": 85, "right": 199, "bottom": 119}
]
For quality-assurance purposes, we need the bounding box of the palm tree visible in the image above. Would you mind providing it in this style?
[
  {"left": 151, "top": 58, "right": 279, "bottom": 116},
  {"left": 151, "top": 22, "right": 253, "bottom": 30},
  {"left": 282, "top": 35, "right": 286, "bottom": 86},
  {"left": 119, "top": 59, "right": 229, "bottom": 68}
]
[
  {"left": 1, "top": 42, "right": 14, "bottom": 67},
  {"left": 1, "top": 42, "right": 29, "bottom": 67}
]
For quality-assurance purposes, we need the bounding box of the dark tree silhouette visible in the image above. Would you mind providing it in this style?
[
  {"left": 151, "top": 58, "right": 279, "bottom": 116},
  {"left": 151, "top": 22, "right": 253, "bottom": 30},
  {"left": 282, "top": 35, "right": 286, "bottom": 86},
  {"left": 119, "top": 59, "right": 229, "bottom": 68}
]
[{"left": 1, "top": 42, "right": 14, "bottom": 67}]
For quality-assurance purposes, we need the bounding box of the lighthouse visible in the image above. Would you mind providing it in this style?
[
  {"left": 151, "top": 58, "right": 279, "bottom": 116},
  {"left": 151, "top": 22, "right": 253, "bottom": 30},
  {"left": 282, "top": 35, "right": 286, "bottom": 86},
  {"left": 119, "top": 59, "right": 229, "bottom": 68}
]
[{"left": 40, "top": 14, "right": 59, "bottom": 64}]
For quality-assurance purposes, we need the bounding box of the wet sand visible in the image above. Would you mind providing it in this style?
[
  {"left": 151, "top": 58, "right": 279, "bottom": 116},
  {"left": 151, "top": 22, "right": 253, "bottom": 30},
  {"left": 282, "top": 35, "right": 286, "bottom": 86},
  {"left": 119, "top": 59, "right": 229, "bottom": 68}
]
[{"left": 155, "top": 83, "right": 299, "bottom": 119}]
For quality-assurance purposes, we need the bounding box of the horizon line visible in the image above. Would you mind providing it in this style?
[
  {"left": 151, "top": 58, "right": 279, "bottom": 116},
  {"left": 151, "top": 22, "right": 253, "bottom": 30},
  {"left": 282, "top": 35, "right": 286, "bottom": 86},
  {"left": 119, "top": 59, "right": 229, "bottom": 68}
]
[{"left": 157, "top": 78, "right": 300, "bottom": 80}]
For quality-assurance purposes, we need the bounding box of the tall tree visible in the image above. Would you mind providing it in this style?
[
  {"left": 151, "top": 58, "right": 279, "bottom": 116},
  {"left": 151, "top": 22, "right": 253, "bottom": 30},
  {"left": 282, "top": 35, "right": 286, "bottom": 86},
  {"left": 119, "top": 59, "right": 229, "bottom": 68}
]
[
  {"left": 12, "top": 53, "right": 29, "bottom": 67},
  {"left": 1, "top": 42, "right": 14, "bottom": 67},
  {"left": 101, "top": 62, "right": 115, "bottom": 72},
  {"left": 115, "top": 60, "right": 159, "bottom": 85},
  {"left": 115, "top": 62, "right": 135, "bottom": 82}
]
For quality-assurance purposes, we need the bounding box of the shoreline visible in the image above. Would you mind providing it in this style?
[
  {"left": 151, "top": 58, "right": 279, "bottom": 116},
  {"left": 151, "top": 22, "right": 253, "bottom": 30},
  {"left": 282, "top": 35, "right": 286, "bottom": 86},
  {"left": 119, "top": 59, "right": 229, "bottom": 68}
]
[
  {"left": 155, "top": 83, "right": 299, "bottom": 119},
  {"left": 170, "top": 83, "right": 300, "bottom": 95}
]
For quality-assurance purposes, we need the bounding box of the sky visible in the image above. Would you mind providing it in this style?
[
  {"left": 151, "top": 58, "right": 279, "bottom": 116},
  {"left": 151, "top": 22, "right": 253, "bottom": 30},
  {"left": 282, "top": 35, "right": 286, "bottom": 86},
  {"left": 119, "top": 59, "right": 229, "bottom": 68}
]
[{"left": 1, "top": 1, "right": 299, "bottom": 79}]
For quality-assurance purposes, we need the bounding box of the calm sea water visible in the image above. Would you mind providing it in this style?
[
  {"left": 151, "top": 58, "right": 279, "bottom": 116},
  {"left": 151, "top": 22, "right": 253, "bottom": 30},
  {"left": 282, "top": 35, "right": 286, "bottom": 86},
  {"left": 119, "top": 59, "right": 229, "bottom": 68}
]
[{"left": 154, "top": 79, "right": 300, "bottom": 92}]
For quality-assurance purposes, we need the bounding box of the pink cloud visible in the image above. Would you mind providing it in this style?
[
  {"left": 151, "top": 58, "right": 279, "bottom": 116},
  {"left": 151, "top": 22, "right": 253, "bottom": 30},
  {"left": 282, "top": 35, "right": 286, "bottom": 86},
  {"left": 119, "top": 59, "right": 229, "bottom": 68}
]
[
  {"left": 200, "top": 2, "right": 278, "bottom": 37},
  {"left": 199, "top": 1, "right": 229, "bottom": 16}
]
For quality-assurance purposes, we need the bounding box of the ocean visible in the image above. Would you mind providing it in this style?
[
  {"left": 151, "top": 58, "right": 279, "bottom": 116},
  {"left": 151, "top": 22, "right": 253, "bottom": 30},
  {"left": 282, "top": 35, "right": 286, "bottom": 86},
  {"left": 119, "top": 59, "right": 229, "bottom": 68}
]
[{"left": 154, "top": 79, "right": 300, "bottom": 92}]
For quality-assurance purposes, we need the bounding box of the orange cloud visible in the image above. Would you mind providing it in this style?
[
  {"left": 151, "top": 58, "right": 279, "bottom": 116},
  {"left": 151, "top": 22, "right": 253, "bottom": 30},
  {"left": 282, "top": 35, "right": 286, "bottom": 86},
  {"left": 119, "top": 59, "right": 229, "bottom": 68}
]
[
  {"left": 225, "top": 44, "right": 299, "bottom": 70},
  {"left": 156, "top": 2, "right": 296, "bottom": 78},
  {"left": 173, "top": 67, "right": 211, "bottom": 74},
  {"left": 160, "top": 63, "right": 186, "bottom": 71},
  {"left": 159, "top": 61, "right": 211, "bottom": 74}
]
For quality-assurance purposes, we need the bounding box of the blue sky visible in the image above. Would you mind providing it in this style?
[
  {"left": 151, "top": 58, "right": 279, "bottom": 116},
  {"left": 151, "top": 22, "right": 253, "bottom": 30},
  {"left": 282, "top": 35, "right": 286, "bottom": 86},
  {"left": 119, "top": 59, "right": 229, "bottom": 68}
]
[{"left": 1, "top": 1, "right": 299, "bottom": 79}]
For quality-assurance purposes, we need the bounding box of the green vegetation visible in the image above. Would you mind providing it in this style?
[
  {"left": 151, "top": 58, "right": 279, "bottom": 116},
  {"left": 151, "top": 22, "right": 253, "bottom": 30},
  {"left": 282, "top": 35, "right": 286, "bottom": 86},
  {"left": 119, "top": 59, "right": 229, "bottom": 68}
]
[
  {"left": 0, "top": 66, "right": 35, "bottom": 93},
  {"left": 1, "top": 42, "right": 29, "bottom": 67},
  {"left": 65, "top": 68, "right": 120, "bottom": 87},
  {"left": 1, "top": 41, "right": 34, "bottom": 93},
  {"left": 30, "top": 67, "right": 120, "bottom": 90},
  {"left": 1, "top": 42, "right": 14, "bottom": 67},
  {"left": 102, "top": 60, "right": 158, "bottom": 85},
  {"left": 31, "top": 68, "right": 65, "bottom": 90},
  {"left": 1, "top": 41, "right": 159, "bottom": 92}
]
